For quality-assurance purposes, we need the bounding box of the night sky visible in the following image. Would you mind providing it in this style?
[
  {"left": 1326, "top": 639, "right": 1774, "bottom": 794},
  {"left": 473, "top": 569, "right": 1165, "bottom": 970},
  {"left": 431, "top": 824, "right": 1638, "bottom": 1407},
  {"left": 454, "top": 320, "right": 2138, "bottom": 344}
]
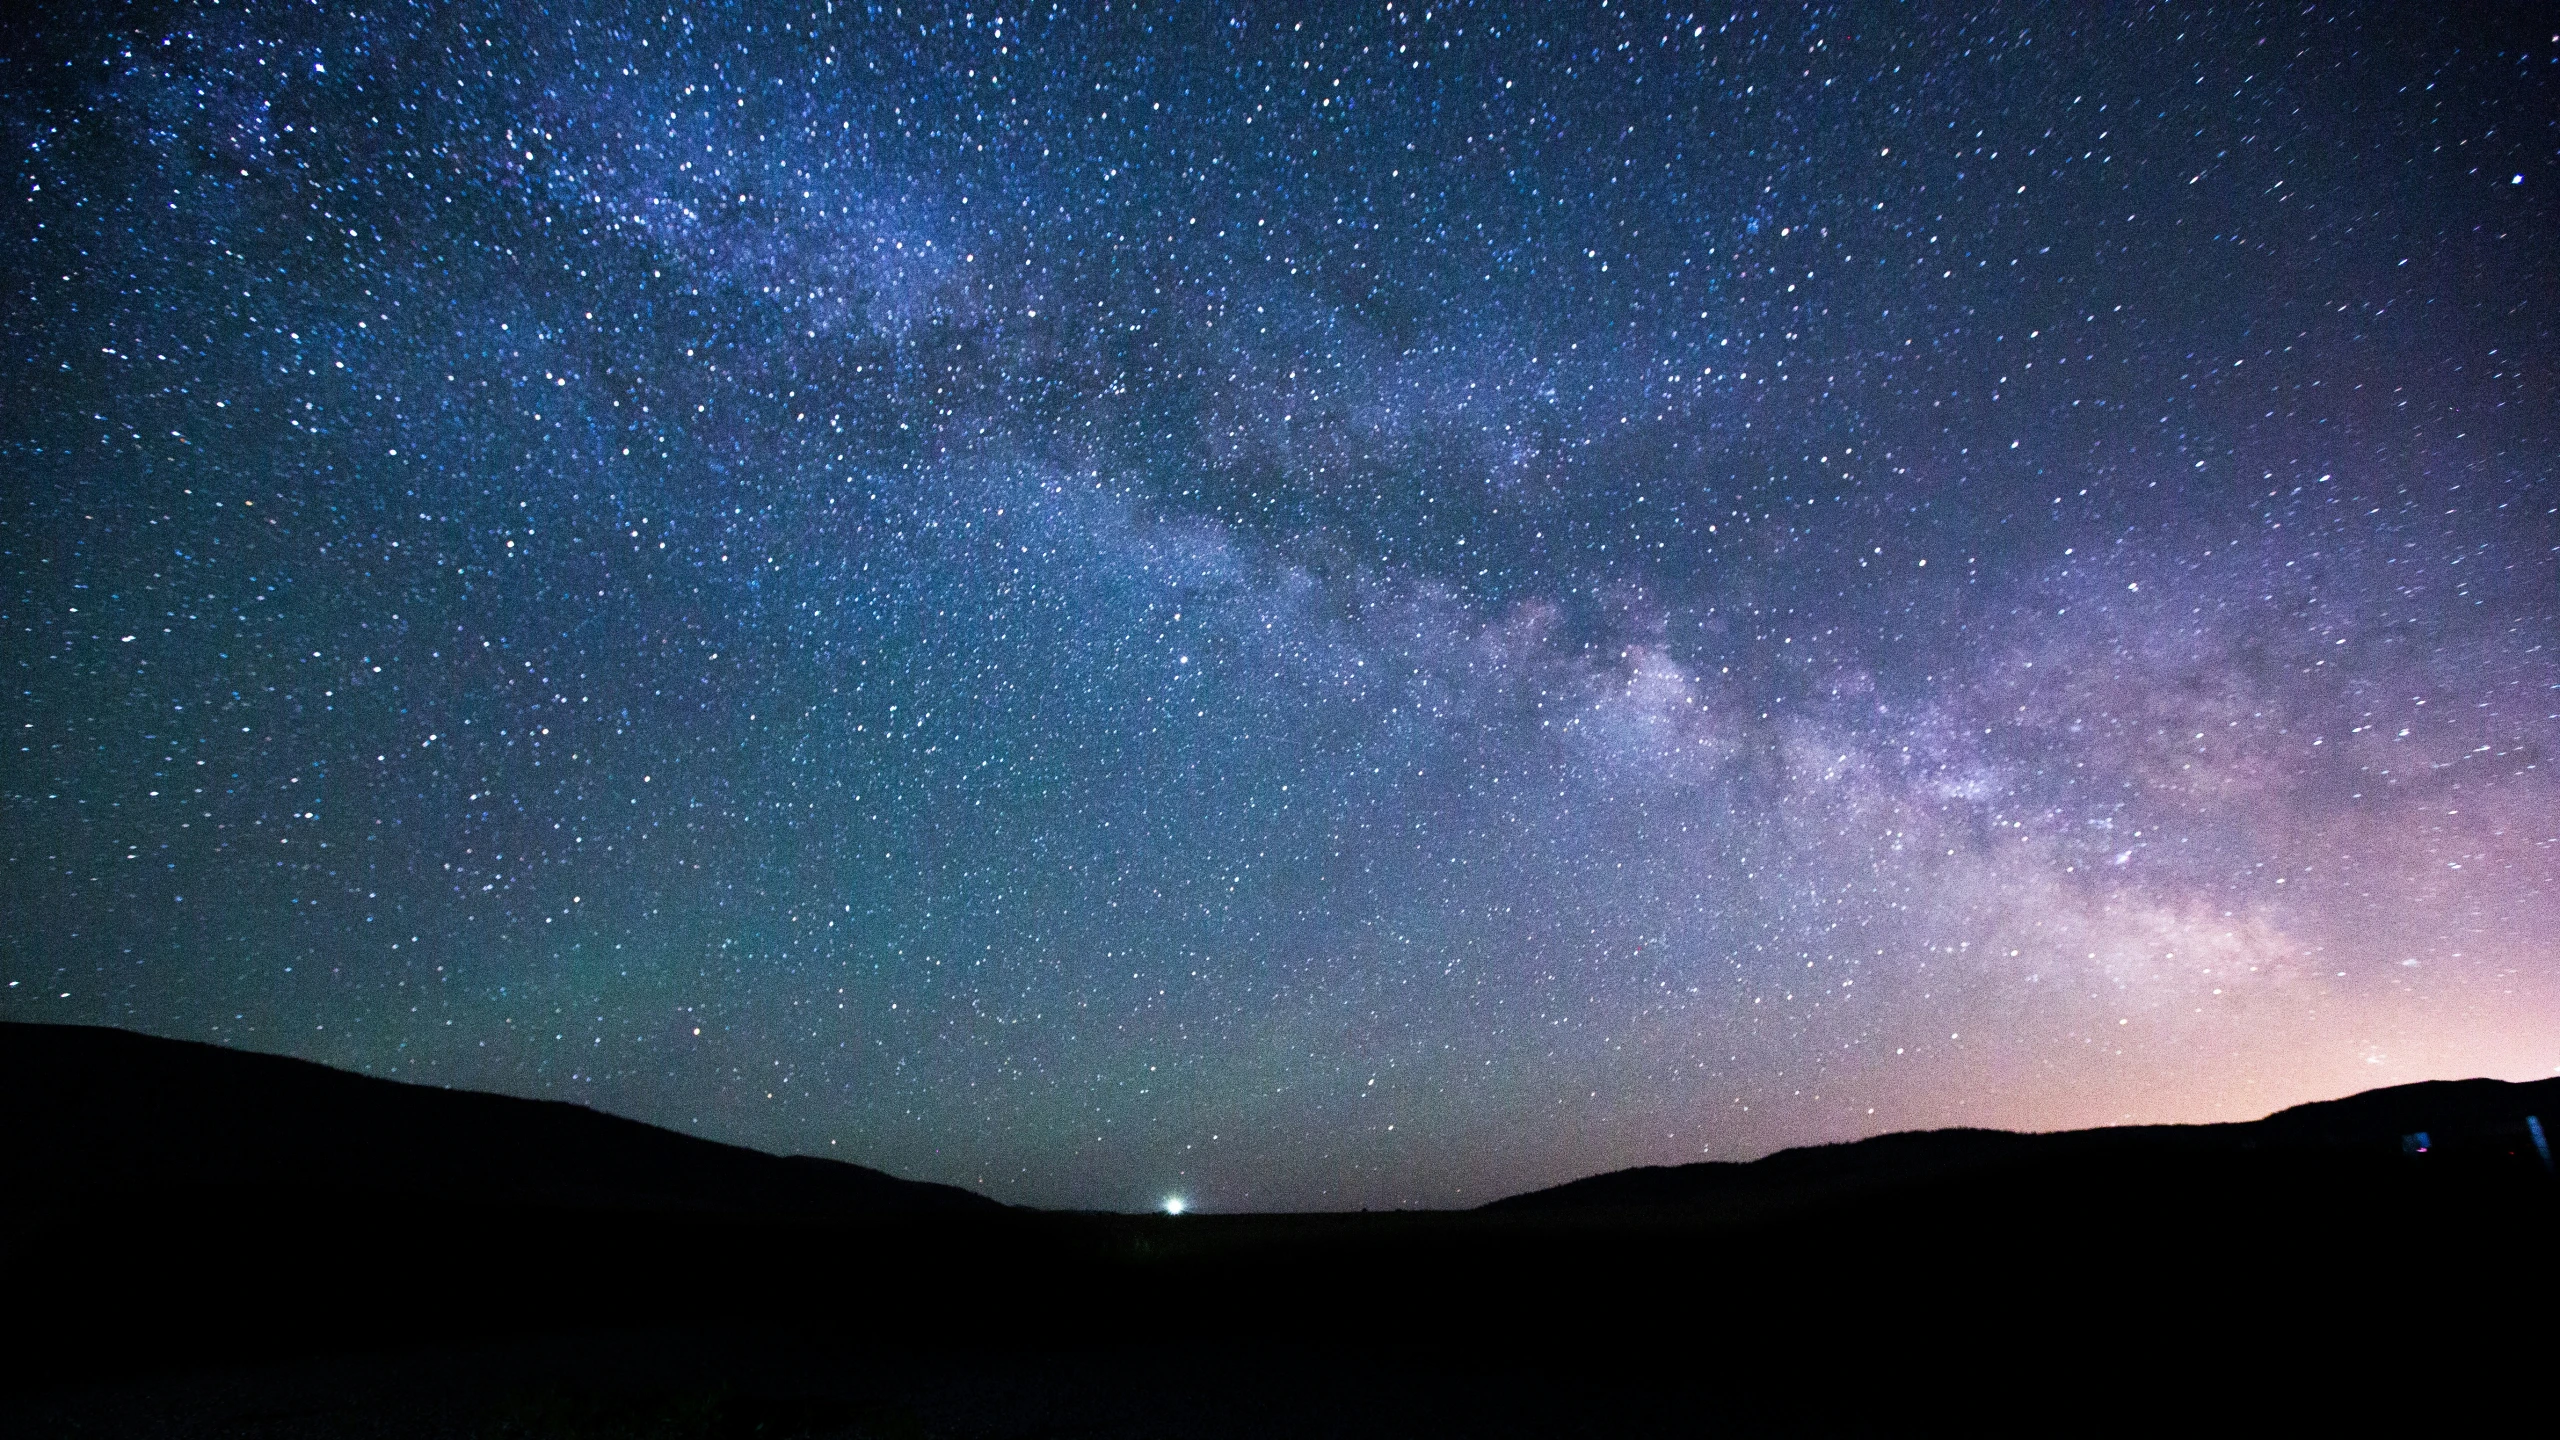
[{"left": 5, "top": 3, "right": 2555, "bottom": 1211}]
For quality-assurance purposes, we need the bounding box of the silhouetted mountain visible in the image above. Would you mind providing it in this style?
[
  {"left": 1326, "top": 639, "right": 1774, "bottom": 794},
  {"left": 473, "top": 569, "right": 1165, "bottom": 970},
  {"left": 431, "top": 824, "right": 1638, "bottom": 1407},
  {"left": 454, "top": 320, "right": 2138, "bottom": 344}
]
[
  {"left": 1484, "top": 1074, "right": 2560, "bottom": 1215},
  {"left": 1, "top": 1021, "right": 1002, "bottom": 1217},
  {"left": 9, "top": 1023, "right": 2556, "bottom": 1434}
]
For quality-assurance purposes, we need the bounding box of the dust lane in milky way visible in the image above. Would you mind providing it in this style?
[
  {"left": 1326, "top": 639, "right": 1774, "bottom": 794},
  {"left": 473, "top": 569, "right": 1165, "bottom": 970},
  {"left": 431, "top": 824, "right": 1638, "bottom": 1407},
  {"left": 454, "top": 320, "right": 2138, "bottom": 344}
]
[{"left": 4, "top": 3, "right": 2554, "bottom": 1209}]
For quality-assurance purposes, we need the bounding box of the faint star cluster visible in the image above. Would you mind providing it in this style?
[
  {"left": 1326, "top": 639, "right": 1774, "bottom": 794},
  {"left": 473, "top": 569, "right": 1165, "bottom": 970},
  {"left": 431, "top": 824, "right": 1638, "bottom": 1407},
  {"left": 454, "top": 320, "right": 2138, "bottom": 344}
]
[{"left": 4, "top": 3, "right": 2554, "bottom": 1210}]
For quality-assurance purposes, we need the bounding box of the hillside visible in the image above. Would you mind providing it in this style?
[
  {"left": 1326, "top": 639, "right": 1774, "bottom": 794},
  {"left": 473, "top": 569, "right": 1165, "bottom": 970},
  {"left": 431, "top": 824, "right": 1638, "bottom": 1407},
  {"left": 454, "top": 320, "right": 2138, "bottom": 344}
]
[
  {"left": 8, "top": 1021, "right": 2557, "bottom": 1433},
  {"left": 1487, "top": 1074, "right": 2560, "bottom": 1214},
  {"left": 1, "top": 1021, "right": 1002, "bottom": 1217}
]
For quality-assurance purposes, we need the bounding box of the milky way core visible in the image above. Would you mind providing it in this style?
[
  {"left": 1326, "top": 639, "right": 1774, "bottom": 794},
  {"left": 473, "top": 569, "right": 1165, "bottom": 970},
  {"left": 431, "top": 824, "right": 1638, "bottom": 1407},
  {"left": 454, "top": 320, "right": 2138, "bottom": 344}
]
[{"left": 5, "top": 4, "right": 2555, "bottom": 1209}]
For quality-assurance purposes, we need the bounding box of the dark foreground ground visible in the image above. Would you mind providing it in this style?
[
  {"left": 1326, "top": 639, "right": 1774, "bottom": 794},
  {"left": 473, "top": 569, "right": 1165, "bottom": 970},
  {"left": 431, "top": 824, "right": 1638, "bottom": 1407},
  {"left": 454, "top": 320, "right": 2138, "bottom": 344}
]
[{"left": 9, "top": 1022, "right": 2556, "bottom": 1435}]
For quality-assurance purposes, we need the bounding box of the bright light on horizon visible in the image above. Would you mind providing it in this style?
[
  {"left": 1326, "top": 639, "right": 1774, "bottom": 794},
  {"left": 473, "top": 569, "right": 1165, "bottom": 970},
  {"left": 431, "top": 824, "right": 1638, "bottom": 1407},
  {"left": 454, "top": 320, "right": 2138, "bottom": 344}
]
[{"left": 1162, "top": 1196, "right": 1187, "bottom": 1215}]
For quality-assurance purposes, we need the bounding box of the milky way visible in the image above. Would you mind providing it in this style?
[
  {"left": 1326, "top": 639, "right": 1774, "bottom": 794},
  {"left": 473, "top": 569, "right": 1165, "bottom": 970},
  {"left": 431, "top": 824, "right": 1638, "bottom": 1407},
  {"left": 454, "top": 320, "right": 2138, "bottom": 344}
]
[{"left": 5, "top": 3, "right": 2555, "bottom": 1209}]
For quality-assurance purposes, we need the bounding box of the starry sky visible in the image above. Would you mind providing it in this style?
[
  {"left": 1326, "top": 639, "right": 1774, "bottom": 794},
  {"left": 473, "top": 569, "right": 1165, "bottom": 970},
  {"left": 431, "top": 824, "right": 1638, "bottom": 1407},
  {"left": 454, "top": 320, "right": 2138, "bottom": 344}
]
[{"left": 5, "top": 2, "right": 2555, "bottom": 1211}]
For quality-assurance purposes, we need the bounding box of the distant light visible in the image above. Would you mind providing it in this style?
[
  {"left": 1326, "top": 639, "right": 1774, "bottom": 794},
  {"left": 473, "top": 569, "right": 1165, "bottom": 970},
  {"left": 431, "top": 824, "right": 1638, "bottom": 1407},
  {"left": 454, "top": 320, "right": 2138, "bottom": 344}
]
[{"left": 1162, "top": 1197, "right": 1187, "bottom": 1215}]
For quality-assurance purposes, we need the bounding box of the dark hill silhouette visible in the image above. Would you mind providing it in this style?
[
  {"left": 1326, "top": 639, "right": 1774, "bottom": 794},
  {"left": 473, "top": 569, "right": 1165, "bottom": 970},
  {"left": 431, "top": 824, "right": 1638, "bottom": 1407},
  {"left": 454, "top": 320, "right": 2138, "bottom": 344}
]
[
  {"left": 27, "top": 1019, "right": 2546, "bottom": 1231},
  {"left": 1, "top": 1021, "right": 1002, "bottom": 1216},
  {"left": 8, "top": 1021, "right": 2556, "bottom": 1433},
  {"left": 1485, "top": 1075, "right": 2560, "bottom": 1216}
]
